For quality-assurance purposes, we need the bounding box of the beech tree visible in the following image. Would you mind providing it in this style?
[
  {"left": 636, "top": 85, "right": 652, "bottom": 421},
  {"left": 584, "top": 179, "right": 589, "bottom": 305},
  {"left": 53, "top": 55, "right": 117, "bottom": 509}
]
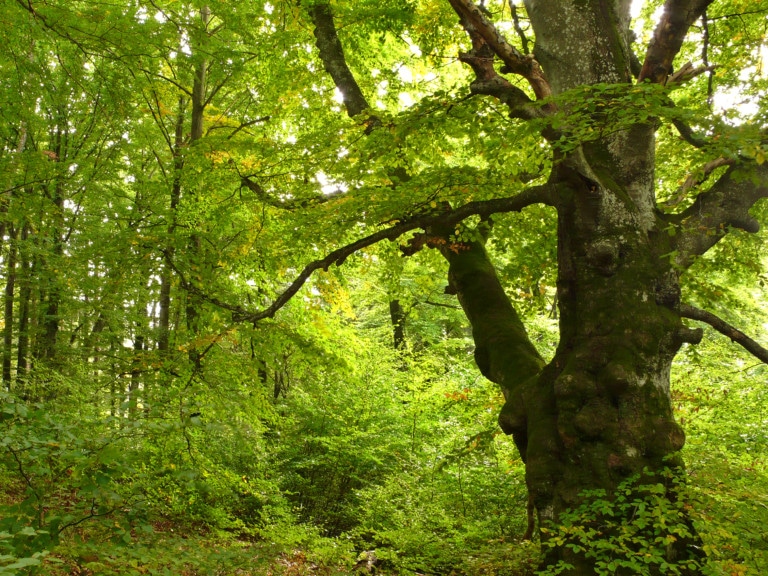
[
  {"left": 3, "top": 0, "right": 768, "bottom": 573},
  {"left": 292, "top": 1, "right": 768, "bottom": 572}
]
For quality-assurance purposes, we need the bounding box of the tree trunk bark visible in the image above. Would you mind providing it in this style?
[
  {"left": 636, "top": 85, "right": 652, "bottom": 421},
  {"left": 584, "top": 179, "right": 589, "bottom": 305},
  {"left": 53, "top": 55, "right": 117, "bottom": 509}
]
[
  {"left": 39, "top": 122, "right": 67, "bottom": 363},
  {"left": 441, "top": 201, "right": 702, "bottom": 572},
  {"left": 388, "top": 299, "right": 406, "bottom": 350},
  {"left": 157, "top": 96, "right": 186, "bottom": 353},
  {"left": 185, "top": 7, "right": 210, "bottom": 369},
  {"left": 3, "top": 226, "right": 18, "bottom": 389},
  {"left": 15, "top": 224, "right": 31, "bottom": 385},
  {"left": 129, "top": 333, "right": 144, "bottom": 419}
]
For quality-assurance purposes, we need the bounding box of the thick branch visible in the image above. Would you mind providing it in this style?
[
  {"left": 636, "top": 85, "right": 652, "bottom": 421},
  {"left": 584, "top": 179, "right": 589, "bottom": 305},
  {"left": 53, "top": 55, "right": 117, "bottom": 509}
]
[
  {"left": 448, "top": 0, "right": 550, "bottom": 100},
  {"left": 466, "top": 76, "right": 545, "bottom": 120},
  {"left": 671, "top": 118, "right": 708, "bottom": 148},
  {"left": 680, "top": 304, "right": 768, "bottom": 364},
  {"left": 307, "top": 1, "right": 546, "bottom": 406},
  {"left": 671, "top": 162, "right": 768, "bottom": 268},
  {"left": 638, "top": 0, "right": 715, "bottom": 84},
  {"left": 170, "top": 185, "right": 557, "bottom": 324},
  {"left": 442, "top": 238, "right": 545, "bottom": 392},
  {"left": 309, "top": 2, "right": 371, "bottom": 119}
]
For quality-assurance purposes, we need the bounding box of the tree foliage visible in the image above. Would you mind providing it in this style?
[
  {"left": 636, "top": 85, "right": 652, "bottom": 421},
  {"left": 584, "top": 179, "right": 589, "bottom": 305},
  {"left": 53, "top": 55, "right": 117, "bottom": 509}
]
[{"left": 1, "top": 0, "right": 767, "bottom": 574}]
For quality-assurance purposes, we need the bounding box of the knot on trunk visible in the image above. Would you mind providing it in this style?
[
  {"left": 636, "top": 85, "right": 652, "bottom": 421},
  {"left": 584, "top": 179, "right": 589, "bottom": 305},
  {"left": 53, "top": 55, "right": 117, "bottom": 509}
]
[
  {"left": 553, "top": 373, "right": 597, "bottom": 403},
  {"left": 675, "top": 326, "right": 704, "bottom": 346},
  {"left": 586, "top": 239, "right": 619, "bottom": 276},
  {"left": 654, "top": 271, "right": 681, "bottom": 307},
  {"left": 600, "top": 362, "right": 633, "bottom": 398},
  {"left": 647, "top": 418, "right": 686, "bottom": 456},
  {"left": 573, "top": 397, "right": 618, "bottom": 440}
]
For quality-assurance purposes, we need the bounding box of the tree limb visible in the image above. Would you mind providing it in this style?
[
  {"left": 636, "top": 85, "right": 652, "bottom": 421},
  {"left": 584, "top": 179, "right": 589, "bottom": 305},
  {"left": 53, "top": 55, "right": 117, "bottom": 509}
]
[
  {"left": 680, "top": 304, "right": 768, "bottom": 364},
  {"left": 167, "top": 185, "right": 558, "bottom": 324},
  {"left": 671, "top": 118, "right": 708, "bottom": 148},
  {"left": 638, "top": 0, "right": 715, "bottom": 84},
  {"left": 465, "top": 75, "right": 546, "bottom": 121},
  {"left": 508, "top": 1, "right": 530, "bottom": 55},
  {"left": 445, "top": 0, "right": 550, "bottom": 120},
  {"left": 309, "top": 2, "right": 372, "bottom": 120},
  {"left": 671, "top": 162, "right": 768, "bottom": 269},
  {"left": 663, "top": 157, "right": 734, "bottom": 207},
  {"left": 306, "top": 1, "right": 547, "bottom": 407},
  {"left": 666, "top": 61, "right": 717, "bottom": 89},
  {"left": 447, "top": 0, "right": 550, "bottom": 100}
]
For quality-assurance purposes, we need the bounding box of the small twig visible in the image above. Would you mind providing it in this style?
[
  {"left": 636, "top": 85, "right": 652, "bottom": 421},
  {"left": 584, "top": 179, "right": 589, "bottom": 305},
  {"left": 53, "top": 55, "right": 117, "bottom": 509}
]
[
  {"left": 423, "top": 299, "right": 462, "bottom": 310},
  {"left": 7, "top": 445, "right": 44, "bottom": 526},
  {"left": 57, "top": 500, "right": 119, "bottom": 534}
]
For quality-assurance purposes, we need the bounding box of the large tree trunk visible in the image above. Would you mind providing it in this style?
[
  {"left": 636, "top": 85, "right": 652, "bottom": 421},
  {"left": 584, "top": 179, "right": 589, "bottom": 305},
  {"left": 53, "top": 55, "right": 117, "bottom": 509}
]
[
  {"left": 306, "top": 0, "right": 761, "bottom": 571},
  {"left": 184, "top": 7, "right": 210, "bottom": 369},
  {"left": 442, "top": 208, "right": 700, "bottom": 573},
  {"left": 441, "top": 1, "right": 715, "bottom": 573}
]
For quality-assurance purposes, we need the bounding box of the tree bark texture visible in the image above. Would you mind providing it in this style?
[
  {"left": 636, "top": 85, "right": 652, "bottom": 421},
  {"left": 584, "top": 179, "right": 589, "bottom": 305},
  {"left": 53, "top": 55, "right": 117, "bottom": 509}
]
[{"left": 185, "top": 8, "right": 210, "bottom": 369}]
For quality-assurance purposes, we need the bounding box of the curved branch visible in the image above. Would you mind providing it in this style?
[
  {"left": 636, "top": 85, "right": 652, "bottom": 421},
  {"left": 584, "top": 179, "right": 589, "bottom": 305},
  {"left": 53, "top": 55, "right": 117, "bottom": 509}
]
[
  {"left": 466, "top": 76, "right": 545, "bottom": 120},
  {"left": 671, "top": 118, "right": 708, "bottom": 148},
  {"left": 680, "top": 304, "right": 768, "bottom": 364},
  {"left": 447, "top": 0, "right": 550, "bottom": 100},
  {"left": 168, "top": 185, "right": 557, "bottom": 324},
  {"left": 671, "top": 162, "right": 768, "bottom": 269},
  {"left": 638, "top": 0, "right": 714, "bottom": 84}
]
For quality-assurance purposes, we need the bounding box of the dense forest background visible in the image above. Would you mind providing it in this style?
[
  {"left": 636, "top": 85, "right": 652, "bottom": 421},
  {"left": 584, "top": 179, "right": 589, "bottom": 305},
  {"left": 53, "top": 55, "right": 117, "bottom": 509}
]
[{"left": 1, "top": 0, "right": 767, "bottom": 574}]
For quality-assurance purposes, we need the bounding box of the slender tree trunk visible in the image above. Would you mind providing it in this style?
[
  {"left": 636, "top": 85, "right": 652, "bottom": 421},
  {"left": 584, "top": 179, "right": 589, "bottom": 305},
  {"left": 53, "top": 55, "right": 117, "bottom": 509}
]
[
  {"left": 16, "top": 224, "right": 31, "bottom": 385},
  {"left": 185, "top": 7, "right": 210, "bottom": 368},
  {"left": 129, "top": 333, "right": 144, "bottom": 419},
  {"left": 40, "top": 122, "right": 67, "bottom": 362},
  {"left": 3, "top": 226, "right": 18, "bottom": 389},
  {"left": 388, "top": 299, "right": 406, "bottom": 350},
  {"left": 158, "top": 96, "right": 187, "bottom": 353}
]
